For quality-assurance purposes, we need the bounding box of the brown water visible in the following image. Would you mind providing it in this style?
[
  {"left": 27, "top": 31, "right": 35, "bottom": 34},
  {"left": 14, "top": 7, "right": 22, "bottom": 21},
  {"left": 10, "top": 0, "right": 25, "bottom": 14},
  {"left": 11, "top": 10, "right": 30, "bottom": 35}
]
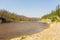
[{"left": 0, "top": 22, "right": 49, "bottom": 40}]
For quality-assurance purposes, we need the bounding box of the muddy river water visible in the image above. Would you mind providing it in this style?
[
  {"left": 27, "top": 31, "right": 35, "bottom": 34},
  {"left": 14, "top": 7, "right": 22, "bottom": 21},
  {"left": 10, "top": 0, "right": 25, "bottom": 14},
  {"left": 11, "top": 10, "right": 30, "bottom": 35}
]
[{"left": 0, "top": 22, "right": 49, "bottom": 40}]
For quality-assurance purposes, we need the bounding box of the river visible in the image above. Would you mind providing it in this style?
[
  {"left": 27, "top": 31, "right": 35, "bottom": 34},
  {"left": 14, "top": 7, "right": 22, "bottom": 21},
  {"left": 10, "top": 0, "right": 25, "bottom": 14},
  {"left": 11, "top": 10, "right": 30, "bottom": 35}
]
[{"left": 0, "top": 22, "right": 49, "bottom": 40}]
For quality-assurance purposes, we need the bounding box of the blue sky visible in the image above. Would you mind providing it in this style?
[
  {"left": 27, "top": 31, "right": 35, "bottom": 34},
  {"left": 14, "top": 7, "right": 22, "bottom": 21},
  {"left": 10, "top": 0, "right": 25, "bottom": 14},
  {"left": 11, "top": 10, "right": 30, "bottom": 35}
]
[{"left": 0, "top": 0, "right": 60, "bottom": 18}]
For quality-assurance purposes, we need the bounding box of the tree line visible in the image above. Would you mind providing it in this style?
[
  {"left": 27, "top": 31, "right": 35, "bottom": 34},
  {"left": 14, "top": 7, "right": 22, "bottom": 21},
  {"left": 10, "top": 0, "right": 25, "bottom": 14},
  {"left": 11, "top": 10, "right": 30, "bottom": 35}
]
[
  {"left": 40, "top": 5, "right": 60, "bottom": 22},
  {"left": 0, "top": 10, "right": 39, "bottom": 23}
]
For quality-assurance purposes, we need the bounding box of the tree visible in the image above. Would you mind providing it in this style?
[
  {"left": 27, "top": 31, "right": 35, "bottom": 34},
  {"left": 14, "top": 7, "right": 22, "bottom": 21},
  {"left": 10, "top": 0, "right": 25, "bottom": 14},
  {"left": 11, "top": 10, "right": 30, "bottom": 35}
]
[
  {"left": 41, "top": 5, "right": 60, "bottom": 22},
  {"left": 56, "top": 5, "right": 60, "bottom": 17}
]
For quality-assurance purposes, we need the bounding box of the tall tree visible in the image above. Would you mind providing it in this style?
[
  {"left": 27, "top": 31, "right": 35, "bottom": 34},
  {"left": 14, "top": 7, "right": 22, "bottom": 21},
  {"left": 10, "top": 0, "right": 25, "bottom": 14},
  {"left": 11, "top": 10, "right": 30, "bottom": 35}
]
[{"left": 56, "top": 5, "right": 60, "bottom": 17}]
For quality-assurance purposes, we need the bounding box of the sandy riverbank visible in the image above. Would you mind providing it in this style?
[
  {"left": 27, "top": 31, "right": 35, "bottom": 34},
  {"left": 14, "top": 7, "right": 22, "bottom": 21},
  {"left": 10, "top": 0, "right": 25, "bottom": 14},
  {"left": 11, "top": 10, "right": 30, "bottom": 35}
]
[{"left": 10, "top": 22, "right": 60, "bottom": 40}]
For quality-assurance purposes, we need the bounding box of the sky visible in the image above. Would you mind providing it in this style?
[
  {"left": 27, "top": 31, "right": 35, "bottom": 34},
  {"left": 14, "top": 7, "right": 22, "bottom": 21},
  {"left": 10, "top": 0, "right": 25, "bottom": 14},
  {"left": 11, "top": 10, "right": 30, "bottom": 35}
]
[{"left": 0, "top": 0, "right": 60, "bottom": 18}]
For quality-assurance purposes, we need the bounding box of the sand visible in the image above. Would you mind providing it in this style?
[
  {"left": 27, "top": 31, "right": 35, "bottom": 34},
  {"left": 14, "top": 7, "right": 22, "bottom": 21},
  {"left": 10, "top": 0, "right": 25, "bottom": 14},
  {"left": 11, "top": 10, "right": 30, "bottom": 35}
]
[{"left": 10, "top": 22, "right": 60, "bottom": 40}]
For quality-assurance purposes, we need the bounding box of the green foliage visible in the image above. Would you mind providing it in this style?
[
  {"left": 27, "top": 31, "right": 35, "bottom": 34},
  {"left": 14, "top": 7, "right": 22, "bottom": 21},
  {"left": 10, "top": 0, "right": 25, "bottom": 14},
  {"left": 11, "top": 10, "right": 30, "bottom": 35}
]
[
  {"left": 41, "top": 5, "right": 60, "bottom": 22},
  {"left": 0, "top": 10, "right": 39, "bottom": 23}
]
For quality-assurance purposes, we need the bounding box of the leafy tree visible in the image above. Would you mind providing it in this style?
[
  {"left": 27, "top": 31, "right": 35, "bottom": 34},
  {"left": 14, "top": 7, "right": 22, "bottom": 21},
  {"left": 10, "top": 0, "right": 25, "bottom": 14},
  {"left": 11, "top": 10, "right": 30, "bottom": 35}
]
[
  {"left": 41, "top": 5, "right": 60, "bottom": 22},
  {"left": 0, "top": 10, "right": 39, "bottom": 23}
]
